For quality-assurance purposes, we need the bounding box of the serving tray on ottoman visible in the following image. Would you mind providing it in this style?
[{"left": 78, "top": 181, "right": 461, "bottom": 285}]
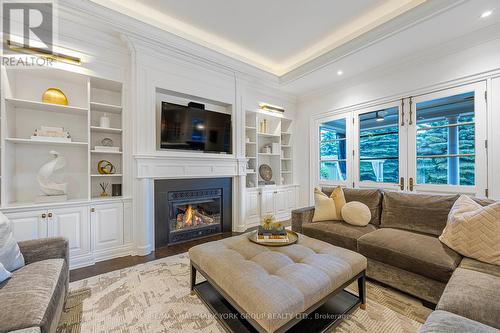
[{"left": 189, "top": 233, "right": 367, "bottom": 333}]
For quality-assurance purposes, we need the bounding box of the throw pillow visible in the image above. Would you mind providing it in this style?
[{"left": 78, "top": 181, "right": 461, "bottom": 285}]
[
  {"left": 312, "top": 187, "right": 340, "bottom": 222},
  {"left": 331, "top": 186, "right": 347, "bottom": 219},
  {"left": 439, "top": 195, "right": 500, "bottom": 265},
  {"left": 342, "top": 201, "right": 371, "bottom": 226},
  {"left": 0, "top": 212, "right": 25, "bottom": 272},
  {"left": 0, "top": 262, "right": 11, "bottom": 283}
]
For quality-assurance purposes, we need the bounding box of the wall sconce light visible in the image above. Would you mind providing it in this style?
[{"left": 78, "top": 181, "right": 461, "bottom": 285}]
[
  {"left": 259, "top": 103, "right": 285, "bottom": 113},
  {"left": 6, "top": 40, "right": 81, "bottom": 65}
]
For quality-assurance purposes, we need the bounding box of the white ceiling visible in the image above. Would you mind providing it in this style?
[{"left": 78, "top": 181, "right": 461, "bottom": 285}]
[
  {"left": 90, "top": 0, "right": 425, "bottom": 75},
  {"left": 281, "top": 0, "right": 500, "bottom": 94},
  {"left": 89, "top": 0, "right": 500, "bottom": 95}
]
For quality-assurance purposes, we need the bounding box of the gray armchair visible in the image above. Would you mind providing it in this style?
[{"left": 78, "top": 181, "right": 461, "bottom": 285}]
[{"left": 0, "top": 237, "right": 69, "bottom": 333}]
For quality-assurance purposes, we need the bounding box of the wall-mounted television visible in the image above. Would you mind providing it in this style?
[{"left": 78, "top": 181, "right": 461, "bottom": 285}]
[{"left": 160, "top": 102, "right": 232, "bottom": 154}]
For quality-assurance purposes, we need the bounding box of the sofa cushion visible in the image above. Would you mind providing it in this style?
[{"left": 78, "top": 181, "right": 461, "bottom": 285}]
[
  {"left": 381, "top": 191, "right": 459, "bottom": 236},
  {"left": 437, "top": 267, "right": 500, "bottom": 329},
  {"left": 0, "top": 262, "right": 11, "bottom": 283},
  {"left": 460, "top": 257, "right": 500, "bottom": 278},
  {"left": 312, "top": 187, "right": 340, "bottom": 222},
  {"left": 341, "top": 201, "right": 371, "bottom": 226},
  {"left": 302, "top": 221, "right": 377, "bottom": 251},
  {"left": 439, "top": 195, "right": 500, "bottom": 265},
  {"left": 330, "top": 186, "right": 347, "bottom": 219},
  {"left": 420, "top": 310, "right": 500, "bottom": 333},
  {"left": 358, "top": 228, "right": 461, "bottom": 282},
  {"left": 10, "top": 328, "right": 42, "bottom": 333},
  {"left": 323, "top": 187, "right": 383, "bottom": 225},
  {"left": 0, "top": 259, "right": 67, "bottom": 333}
]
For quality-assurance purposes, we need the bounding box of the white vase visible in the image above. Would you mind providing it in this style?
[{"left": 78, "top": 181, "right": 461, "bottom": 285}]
[{"left": 100, "top": 113, "right": 110, "bottom": 128}]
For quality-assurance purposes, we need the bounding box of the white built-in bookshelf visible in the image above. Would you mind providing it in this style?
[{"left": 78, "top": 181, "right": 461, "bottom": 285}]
[
  {"left": 245, "top": 109, "right": 293, "bottom": 188},
  {"left": 0, "top": 67, "right": 124, "bottom": 207}
]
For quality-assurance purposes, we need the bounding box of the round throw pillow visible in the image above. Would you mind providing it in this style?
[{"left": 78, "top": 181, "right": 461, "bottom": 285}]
[{"left": 341, "top": 201, "right": 371, "bottom": 226}]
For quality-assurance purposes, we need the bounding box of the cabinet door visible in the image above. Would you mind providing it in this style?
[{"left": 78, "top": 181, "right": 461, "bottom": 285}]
[
  {"left": 286, "top": 187, "right": 298, "bottom": 211},
  {"left": 50, "top": 206, "right": 90, "bottom": 257},
  {"left": 91, "top": 203, "right": 124, "bottom": 251},
  {"left": 245, "top": 191, "right": 261, "bottom": 223},
  {"left": 274, "top": 190, "right": 288, "bottom": 216},
  {"left": 260, "top": 190, "right": 275, "bottom": 216},
  {"left": 4, "top": 210, "right": 48, "bottom": 241}
]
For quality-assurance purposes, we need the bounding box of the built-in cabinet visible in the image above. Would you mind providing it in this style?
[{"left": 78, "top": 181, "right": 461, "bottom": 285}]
[
  {"left": 3, "top": 199, "right": 132, "bottom": 268},
  {"left": 245, "top": 109, "right": 294, "bottom": 188},
  {"left": 0, "top": 66, "right": 125, "bottom": 205},
  {"left": 244, "top": 107, "right": 298, "bottom": 226},
  {"left": 245, "top": 185, "right": 299, "bottom": 226},
  {"left": 0, "top": 65, "right": 132, "bottom": 268}
]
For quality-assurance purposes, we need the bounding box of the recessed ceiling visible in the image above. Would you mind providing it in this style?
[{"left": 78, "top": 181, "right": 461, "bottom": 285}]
[
  {"left": 281, "top": 0, "right": 500, "bottom": 94},
  {"left": 90, "top": 0, "right": 426, "bottom": 75}
]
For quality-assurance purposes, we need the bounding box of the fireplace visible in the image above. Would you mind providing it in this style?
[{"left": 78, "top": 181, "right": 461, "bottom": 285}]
[{"left": 155, "top": 178, "right": 232, "bottom": 247}]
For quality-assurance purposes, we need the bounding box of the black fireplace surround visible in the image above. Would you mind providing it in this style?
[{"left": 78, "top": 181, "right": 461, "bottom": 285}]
[{"left": 154, "top": 178, "right": 232, "bottom": 248}]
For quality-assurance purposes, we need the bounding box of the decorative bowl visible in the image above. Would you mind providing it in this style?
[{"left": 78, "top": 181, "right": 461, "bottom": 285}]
[
  {"left": 42, "top": 88, "right": 68, "bottom": 106},
  {"left": 259, "top": 164, "right": 273, "bottom": 181}
]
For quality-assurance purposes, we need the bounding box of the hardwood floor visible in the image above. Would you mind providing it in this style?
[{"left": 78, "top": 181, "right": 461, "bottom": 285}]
[{"left": 70, "top": 232, "right": 237, "bottom": 282}]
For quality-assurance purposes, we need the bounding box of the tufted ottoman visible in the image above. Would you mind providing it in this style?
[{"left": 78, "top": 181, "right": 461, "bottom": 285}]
[{"left": 189, "top": 233, "right": 367, "bottom": 333}]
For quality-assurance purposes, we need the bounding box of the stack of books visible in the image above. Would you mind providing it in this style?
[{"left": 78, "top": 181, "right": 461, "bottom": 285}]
[
  {"left": 94, "top": 145, "right": 120, "bottom": 152},
  {"left": 31, "top": 126, "right": 71, "bottom": 142},
  {"left": 257, "top": 226, "right": 289, "bottom": 243}
]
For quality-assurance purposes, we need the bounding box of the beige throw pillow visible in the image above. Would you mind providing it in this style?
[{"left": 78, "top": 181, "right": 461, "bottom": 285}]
[
  {"left": 331, "top": 186, "right": 347, "bottom": 219},
  {"left": 341, "top": 201, "right": 371, "bottom": 226},
  {"left": 312, "top": 187, "right": 339, "bottom": 222},
  {"left": 439, "top": 195, "right": 500, "bottom": 266}
]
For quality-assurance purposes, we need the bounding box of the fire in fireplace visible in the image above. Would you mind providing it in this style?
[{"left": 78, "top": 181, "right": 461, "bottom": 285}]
[
  {"left": 154, "top": 178, "right": 232, "bottom": 248},
  {"left": 172, "top": 200, "right": 220, "bottom": 231},
  {"left": 167, "top": 189, "right": 222, "bottom": 244}
]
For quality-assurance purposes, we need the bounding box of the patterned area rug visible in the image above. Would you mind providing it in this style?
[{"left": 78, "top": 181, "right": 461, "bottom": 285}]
[{"left": 57, "top": 253, "right": 431, "bottom": 333}]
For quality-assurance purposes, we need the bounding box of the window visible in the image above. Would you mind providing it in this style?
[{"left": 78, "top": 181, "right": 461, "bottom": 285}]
[
  {"left": 319, "top": 118, "right": 347, "bottom": 181},
  {"left": 415, "top": 92, "right": 475, "bottom": 186},
  {"left": 359, "top": 107, "right": 399, "bottom": 183},
  {"left": 316, "top": 82, "right": 485, "bottom": 195}
]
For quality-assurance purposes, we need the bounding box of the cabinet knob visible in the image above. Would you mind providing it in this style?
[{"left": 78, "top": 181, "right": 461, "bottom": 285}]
[
  {"left": 48, "top": 212, "right": 53, "bottom": 218},
  {"left": 274, "top": 191, "right": 278, "bottom": 194},
  {"left": 91, "top": 208, "right": 95, "bottom": 213},
  {"left": 41, "top": 213, "right": 46, "bottom": 219}
]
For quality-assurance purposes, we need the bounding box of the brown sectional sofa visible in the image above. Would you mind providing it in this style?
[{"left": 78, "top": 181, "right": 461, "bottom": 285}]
[{"left": 292, "top": 188, "right": 500, "bottom": 332}]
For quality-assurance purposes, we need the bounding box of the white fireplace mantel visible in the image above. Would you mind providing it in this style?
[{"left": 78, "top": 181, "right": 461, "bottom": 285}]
[
  {"left": 133, "top": 153, "right": 248, "bottom": 255},
  {"left": 134, "top": 153, "right": 247, "bottom": 179}
]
